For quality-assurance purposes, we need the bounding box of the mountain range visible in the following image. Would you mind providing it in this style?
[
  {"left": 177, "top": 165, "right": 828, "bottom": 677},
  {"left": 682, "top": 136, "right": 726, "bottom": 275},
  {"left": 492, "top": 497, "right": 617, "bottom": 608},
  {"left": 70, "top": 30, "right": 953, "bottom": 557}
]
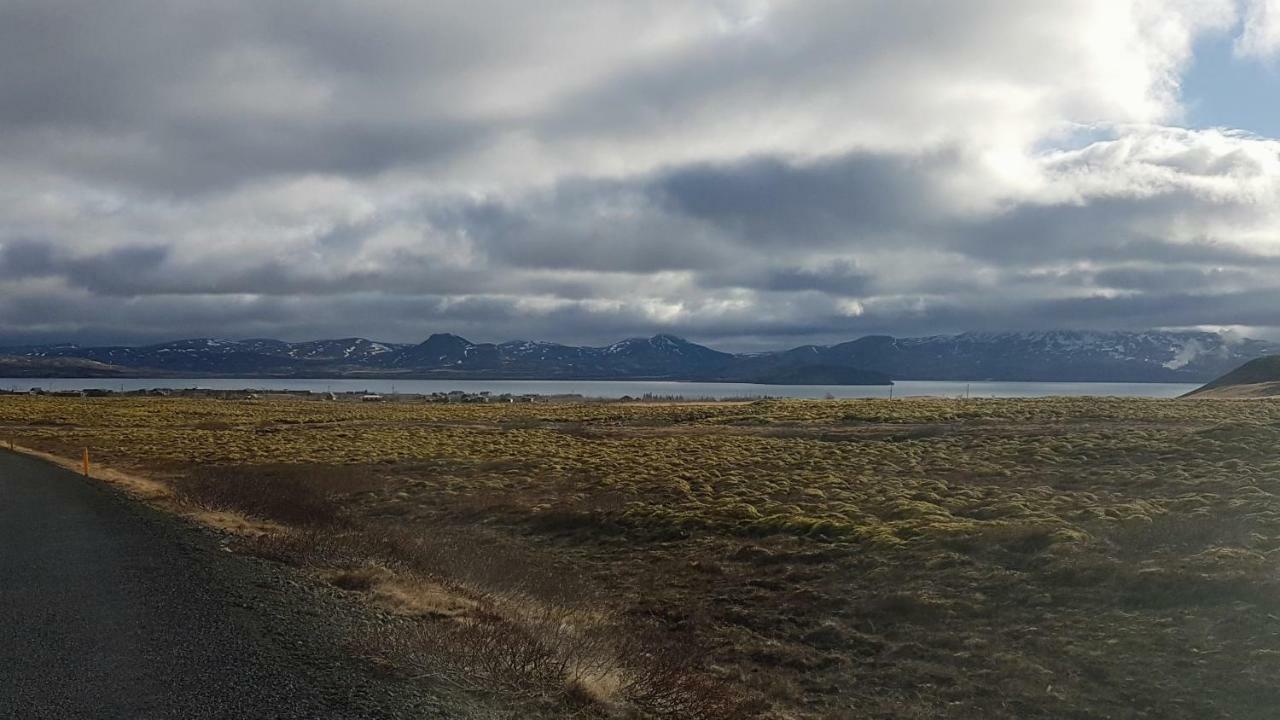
[{"left": 1, "top": 330, "right": 1275, "bottom": 384}]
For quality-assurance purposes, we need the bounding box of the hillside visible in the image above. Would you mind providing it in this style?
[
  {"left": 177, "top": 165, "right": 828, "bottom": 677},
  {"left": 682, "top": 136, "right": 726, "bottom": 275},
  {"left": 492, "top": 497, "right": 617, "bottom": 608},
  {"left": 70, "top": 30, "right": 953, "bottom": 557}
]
[
  {"left": 1183, "top": 356, "right": 1280, "bottom": 398},
  {"left": 0, "top": 355, "right": 136, "bottom": 379}
]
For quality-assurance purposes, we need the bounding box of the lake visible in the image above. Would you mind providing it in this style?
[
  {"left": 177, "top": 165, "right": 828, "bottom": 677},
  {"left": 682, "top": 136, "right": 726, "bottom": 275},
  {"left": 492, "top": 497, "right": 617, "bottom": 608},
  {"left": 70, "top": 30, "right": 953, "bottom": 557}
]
[{"left": 0, "top": 377, "right": 1203, "bottom": 399}]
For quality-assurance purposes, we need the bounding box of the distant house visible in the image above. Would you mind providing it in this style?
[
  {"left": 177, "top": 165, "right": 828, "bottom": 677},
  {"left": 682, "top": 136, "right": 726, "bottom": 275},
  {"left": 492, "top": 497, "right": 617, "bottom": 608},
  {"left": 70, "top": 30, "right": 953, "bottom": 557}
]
[{"left": 361, "top": 394, "right": 383, "bottom": 402}]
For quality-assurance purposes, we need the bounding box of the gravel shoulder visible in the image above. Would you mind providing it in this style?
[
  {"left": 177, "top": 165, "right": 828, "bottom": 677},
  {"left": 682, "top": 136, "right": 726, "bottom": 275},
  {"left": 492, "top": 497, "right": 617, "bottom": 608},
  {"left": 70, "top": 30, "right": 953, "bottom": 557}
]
[{"left": 0, "top": 450, "right": 449, "bottom": 720}]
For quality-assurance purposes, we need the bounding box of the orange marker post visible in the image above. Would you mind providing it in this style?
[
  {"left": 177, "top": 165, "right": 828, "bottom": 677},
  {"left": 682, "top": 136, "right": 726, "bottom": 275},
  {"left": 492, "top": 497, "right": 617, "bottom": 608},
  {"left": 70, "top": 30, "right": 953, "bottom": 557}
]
[{"left": 82, "top": 448, "right": 90, "bottom": 477}]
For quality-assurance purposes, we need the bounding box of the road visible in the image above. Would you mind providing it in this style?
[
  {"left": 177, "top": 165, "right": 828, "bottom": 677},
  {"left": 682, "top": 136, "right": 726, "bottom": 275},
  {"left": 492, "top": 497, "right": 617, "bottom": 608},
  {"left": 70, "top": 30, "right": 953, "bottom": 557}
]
[{"left": 0, "top": 450, "right": 440, "bottom": 720}]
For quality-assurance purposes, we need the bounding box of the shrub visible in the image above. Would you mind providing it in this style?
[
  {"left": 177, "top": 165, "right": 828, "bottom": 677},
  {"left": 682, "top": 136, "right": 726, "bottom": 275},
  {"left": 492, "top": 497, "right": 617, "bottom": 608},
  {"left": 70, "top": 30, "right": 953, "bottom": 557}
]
[
  {"left": 378, "top": 606, "right": 757, "bottom": 719},
  {"left": 174, "top": 464, "right": 384, "bottom": 527}
]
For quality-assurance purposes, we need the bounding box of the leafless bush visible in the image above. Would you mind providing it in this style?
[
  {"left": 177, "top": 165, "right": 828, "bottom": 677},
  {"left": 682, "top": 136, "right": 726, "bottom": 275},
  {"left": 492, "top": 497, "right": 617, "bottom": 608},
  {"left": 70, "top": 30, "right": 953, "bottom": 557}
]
[
  {"left": 174, "top": 464, "right": 385, "bottom": 528},
  {"left": 373, "top": 599, "right": 755, "bottom": 719},
  {"left": 248, "top": 525, "right": 424, "bottom": 570},
  {"left": 613, "top": 626, "right": 756, "bottom": 719},
  {"left": 378, "top": 602, "right": 609, "bottom": 700}
]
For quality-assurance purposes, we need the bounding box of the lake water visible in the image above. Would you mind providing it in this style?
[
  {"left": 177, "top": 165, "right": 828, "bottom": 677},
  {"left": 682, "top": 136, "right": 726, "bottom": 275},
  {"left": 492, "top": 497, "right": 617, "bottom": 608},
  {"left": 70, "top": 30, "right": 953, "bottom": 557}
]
[{"left": 0, "top": 377, "right": 1203, "bottom": 399}]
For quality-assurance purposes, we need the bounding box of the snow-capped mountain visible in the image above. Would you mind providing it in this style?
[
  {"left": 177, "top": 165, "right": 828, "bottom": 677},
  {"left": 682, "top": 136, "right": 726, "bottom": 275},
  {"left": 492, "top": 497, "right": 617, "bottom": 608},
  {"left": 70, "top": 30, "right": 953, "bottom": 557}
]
[
  {"left": 285, "top": 338, "right": 404, "bottom": 362},
  {"left": 812, "top": 330, "right": 1278, "bottom": 382},
  {"left": 1, "top": 330, "right": 1274, "bottom": 383}
]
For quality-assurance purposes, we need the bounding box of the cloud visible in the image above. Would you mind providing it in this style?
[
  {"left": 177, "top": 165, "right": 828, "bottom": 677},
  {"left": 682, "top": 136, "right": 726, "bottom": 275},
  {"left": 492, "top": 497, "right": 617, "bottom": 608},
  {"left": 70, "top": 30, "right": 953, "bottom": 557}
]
[
  {"left": 700, "top": 258, "right": 876, "bottom": 295},
  {"left": 1237, "top": 0, "right": 1280, "bottom": 59},
  {"left": 0, "top": 1, "right": 1277, "bottom": 349}
]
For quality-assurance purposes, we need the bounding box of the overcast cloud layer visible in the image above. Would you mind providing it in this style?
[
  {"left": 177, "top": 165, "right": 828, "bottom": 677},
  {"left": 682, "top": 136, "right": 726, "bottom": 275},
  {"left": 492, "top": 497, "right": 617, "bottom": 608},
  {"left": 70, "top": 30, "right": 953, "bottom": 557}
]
[{"left": 2, "top": 0, "right": 1280, "bottom": 349}]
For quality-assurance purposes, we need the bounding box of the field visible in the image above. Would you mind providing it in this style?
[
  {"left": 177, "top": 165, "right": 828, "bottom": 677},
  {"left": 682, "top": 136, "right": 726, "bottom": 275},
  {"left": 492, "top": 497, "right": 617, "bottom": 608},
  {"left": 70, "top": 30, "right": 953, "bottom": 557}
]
[{"left": 3, "top": 395, "right": 1280, "bottom": 718}]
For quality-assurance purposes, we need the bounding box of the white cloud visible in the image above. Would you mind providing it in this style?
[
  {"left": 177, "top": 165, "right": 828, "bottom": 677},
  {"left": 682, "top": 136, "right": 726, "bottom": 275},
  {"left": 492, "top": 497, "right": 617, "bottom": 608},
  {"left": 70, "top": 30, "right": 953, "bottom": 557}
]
[{"left": 1237, "top": 0, "right": 1280, "bottom": 59}]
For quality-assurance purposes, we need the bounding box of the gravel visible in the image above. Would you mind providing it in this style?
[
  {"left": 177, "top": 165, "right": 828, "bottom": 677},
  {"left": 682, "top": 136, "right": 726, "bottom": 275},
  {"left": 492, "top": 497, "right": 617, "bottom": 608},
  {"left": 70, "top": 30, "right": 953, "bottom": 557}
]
[{"left": 0, "top": 450, "right": 458, "bottom": 719}]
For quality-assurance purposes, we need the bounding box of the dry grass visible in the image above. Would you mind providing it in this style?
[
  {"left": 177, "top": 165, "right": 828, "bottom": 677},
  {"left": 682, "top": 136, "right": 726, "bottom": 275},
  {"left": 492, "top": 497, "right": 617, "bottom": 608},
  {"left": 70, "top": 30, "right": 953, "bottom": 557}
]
[
  {"left": 4, "top": 395, "right": 1280, "bottom": 718},
  {"left": 173, "top": 464, "right": 388, "bottom": 528},
  {"left": 9, "top": 440, "right": 173, "bottom": 501},
  {"left": 168, "top": 465, "right": 753, "bottom": 718},
  {"left": 371, "top": 593, "right": 754, "bottom": 719}
]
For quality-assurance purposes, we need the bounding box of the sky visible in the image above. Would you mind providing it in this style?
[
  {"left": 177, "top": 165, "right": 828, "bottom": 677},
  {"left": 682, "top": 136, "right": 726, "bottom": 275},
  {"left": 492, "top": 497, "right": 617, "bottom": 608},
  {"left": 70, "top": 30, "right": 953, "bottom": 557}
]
[{"left": 2, "top": 0, "right": 1280, "bottom": 351}]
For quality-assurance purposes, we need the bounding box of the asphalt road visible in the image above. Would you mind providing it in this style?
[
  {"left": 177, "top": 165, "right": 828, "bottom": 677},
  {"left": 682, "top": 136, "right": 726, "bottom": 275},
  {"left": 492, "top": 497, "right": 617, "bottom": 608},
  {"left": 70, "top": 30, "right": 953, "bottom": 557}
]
[{"left": 0, "top": 450, "right": 441, "bottom": 720}]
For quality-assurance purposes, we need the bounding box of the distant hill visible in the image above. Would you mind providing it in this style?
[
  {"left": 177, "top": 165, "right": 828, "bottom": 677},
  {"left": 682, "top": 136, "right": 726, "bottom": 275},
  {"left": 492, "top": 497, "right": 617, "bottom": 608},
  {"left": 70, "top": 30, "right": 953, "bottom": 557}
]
[
  {"left": 723, "top": 330, "right": 1278, "bottom": 384},
  {"left": 1, "top": 330, "right": 1276, "bottom": 384},
  {"left": 1183, "top": 356, "right": 1280, "bottom": 398},
  {"left": 0, "top": 355, "right": 134, "bottom": 379}
]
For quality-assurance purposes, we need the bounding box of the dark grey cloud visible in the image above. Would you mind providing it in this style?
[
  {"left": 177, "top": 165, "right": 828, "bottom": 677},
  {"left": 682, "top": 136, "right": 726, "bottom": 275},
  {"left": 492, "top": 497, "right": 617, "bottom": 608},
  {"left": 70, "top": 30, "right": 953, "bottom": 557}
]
[
  {"left": 0, "top": 241, "right": 170, "bottom": 295},
  {"left": 1003, "top": 288, "right": 1280, "bottom": 332},
  {"left": 1090, "top": 266, "right": 1257, "bottom": 292},
  {"left": 952, "top": 193, "right": 1277, "bottom": 267},
  {"left": 432, "top": 187, "right": 737, "bottom": 274},
  {"left": 0, "top": 2, "right": 500, "bottom": 193},
  {"left": 699, "top": 258, "right": 875, "bottom": 295},
  {"left": 649, "top": 151, "right": 955, "bottom": 249}
]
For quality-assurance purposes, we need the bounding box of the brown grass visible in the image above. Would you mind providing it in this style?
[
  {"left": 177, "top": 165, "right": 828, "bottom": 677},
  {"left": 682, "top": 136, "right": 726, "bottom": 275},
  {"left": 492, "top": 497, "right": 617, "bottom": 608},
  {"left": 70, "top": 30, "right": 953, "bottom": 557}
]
[
  {"left": 372, "top": 597, "right": 756, "bottom": 719},
  {"left": 11, "top": 441, "right": 173, "bottom": 501},
  {"left": 174, "top": 466, "right": 753, "bottom": 718},
  {"left": 7, "top": 396, "right": 1280, "bottom": 719},
  {"left": 173, "top": 464, "right": 388, "bottom": 528}
]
